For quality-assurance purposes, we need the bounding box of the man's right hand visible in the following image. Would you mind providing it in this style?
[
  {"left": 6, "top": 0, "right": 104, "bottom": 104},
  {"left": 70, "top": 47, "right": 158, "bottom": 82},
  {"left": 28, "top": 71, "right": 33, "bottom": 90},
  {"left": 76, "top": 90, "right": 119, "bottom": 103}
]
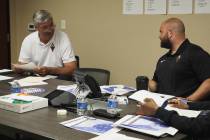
[
  {"left": 12, "top": 64, "right": 24, "bottom": 74},
  {"left": 168, "top": 98, "right": 189, "bottom": 109}
]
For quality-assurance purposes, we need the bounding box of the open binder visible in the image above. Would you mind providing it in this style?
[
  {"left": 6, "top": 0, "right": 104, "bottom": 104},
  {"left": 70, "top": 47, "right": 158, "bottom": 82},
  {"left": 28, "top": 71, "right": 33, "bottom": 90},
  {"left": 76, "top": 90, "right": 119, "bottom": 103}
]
[{"left": 113, "top": 115, "right": 178, "bottom": 137}]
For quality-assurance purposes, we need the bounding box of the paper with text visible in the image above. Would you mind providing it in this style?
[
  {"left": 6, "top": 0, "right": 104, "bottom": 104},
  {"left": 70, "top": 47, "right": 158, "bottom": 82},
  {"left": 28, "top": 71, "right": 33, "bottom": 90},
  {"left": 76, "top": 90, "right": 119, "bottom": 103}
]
[
  {"left": 165, "top": 106, "right": 201, "bottom": 118},
  {"left": 100, "top": 85, "right": 135, "bottom": 95},
  {"left": 61, "top": 116, "right": 114, "bottom": 135},
  {"left": 168, "top": 0, "right": 193, "bottom": 14},
  {"left": 129, "top": 90, "right": 174, "bottom": 106},
  {"left": 114, "top": 115, "right": 178, "bottom": 137}
]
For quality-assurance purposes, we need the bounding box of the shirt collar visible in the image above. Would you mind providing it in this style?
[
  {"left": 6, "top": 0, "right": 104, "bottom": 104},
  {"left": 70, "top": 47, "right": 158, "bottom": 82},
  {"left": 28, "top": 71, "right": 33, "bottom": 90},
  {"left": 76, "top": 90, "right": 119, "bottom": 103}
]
[
  {"left": 38, "top": 30, "right": 56, "bottom": 47},
  {"left": 166, "top": 39, "right": 190, "bottom": 57}
]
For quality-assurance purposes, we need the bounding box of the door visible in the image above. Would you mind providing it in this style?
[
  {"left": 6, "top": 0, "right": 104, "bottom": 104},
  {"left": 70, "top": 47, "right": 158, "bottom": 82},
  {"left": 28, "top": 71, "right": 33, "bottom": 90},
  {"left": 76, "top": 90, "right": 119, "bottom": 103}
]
[{"left": 0, "top": 0, "right": 10, "bottom": 69}]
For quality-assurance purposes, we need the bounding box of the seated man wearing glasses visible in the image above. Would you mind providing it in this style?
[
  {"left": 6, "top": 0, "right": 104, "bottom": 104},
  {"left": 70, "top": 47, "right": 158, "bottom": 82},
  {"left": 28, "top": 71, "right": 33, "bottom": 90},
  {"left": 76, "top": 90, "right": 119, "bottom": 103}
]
[{"left": 14, "top": 10, "right": 77, "bottom": 76}]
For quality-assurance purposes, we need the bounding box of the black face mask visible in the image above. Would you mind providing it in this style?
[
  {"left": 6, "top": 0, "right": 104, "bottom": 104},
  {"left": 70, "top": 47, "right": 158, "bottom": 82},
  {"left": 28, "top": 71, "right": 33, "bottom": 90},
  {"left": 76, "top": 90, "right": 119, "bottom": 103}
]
[{"left": 160, "top": 38, "right": 172, "bottom": 49}]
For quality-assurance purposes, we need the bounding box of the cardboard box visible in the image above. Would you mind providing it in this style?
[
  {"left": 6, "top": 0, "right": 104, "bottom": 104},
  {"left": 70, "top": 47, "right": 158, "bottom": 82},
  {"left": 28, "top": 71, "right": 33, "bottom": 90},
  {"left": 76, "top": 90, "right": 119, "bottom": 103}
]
[{"left": 0, "top": 94, "right": 48, "bottom": 113}]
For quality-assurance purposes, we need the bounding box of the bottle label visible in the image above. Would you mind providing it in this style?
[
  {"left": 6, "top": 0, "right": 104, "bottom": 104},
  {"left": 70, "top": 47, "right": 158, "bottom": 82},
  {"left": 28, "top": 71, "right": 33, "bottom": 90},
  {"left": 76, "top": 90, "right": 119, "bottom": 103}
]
[
  {"left": 107, "top": 99, "right": 118, "bottom": 108},
  {"left": 11, "top": 87, "right": 21, "bottom": 93},
  {"left": 77, "top": 100, "right": 88, "bottom": 110}
]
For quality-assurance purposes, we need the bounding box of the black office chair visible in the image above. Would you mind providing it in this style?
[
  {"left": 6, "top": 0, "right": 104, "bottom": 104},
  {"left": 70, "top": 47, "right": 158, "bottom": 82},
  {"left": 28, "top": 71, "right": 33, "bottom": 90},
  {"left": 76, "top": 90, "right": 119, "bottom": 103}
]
[
  {"left": 77, "top": 68, "right": 110, "bottom": 86},
  {"left": 75, "top": 55, "right": 80, "bottom": 68}
]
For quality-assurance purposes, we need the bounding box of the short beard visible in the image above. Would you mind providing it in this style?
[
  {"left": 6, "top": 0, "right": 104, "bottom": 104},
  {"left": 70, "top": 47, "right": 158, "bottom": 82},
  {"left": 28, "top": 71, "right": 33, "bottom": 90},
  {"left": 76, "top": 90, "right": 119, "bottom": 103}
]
[{"left": 160, "top": 38, "right": 172, "bottom": 49}]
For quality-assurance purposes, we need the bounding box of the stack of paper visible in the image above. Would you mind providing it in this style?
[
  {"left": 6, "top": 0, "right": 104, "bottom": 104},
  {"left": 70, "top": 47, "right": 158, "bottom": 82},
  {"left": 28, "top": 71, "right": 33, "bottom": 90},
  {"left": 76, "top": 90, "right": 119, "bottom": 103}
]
[
  {"left": 57, "top": 84, "right": 77, "bottom": 94},
  {"left": 113, "top": 115, "right": 178, "bottom": 137},
  {"left": 100, "top": 85, "right": 136, "bottom": 95},
  {"left": 60, "top": 116, "right": 114, "bottom": 135},
  {"left": 129, "top": 90, "right": 201, "bottom": 117},
  {"left": 0, "top": 69, "right": 13, "bottom": 73},
  {"left": 129, "top": 90, "right": 174, "bottom": 106},
  {"left": 12, "top": 62, "right": 37, "bottom": 71},
  {"left": 10, "top": 76, "right": 52, "bottom": 87},
  {"left": 0, "top": 75, "right": 13, "bottom": 81},
  {"left": 165, "top": 106, "right": 201, "bottom": 118}
]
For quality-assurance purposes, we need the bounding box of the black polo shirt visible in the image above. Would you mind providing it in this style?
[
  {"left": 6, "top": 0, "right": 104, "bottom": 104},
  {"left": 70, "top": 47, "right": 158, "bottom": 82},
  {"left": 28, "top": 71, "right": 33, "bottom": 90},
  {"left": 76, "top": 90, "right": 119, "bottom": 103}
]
[{"left": 153, "top": 39, "right": 210, "bottom": 98}]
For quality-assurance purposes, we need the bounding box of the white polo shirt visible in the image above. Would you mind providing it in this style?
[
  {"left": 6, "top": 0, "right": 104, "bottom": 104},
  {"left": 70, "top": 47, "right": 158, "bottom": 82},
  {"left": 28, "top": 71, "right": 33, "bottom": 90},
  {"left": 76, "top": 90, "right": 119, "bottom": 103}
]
[{"left": 18, "top": 29, "right": 76, "bottom": 67}]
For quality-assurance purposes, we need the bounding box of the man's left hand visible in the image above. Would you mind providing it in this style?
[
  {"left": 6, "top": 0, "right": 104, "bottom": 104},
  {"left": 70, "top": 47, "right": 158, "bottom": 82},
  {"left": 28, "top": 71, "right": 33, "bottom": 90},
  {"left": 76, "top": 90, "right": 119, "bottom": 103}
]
[
  {"left": 136, "top": 98, "right": 159, "bottom": 116},
  {"left": 34, "top": 67, "right": 49, "bottom": 76}
]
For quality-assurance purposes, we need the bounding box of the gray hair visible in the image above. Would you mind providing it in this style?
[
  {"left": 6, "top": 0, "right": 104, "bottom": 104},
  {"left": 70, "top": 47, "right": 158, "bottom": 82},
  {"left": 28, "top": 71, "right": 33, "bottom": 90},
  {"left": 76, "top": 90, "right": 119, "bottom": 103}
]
[{"left": 33, "top": 10, "right": 53, "bottom": 26}]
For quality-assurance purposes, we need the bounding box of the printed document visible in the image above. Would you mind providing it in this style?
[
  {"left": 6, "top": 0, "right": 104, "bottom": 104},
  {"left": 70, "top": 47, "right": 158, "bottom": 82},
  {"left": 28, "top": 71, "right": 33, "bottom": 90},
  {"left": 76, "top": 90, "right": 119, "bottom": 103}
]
[
  {"left": 129, "top": 90, "right": 174, "bottom": 106},
  {"left": 165, "top": 106, "right": 201, "bottom": 118},
  {"left": 113, "top": 115, "right": 178, "bottom": 137},
  {"left": 10, "top": 76, "right": 50, "bottom": 87},
  {"left": 60, "top": 116, "right": 114, "bottom": 135},
  {"left": 100, "top": 85, "right": 136, "bottom": 95},
  {"left": 129, "top": 90, "right": 201, "bottom": 118},
  {"left": 57, "top": 84, "right": 77, "bottom": 94}
]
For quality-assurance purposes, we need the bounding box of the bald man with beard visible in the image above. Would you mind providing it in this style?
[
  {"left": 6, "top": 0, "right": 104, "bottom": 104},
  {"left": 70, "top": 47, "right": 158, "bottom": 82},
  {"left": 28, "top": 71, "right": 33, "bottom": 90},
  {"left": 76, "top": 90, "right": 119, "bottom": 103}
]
[{"left": 149, "top": 18, "right": 210, "bottom": 101}]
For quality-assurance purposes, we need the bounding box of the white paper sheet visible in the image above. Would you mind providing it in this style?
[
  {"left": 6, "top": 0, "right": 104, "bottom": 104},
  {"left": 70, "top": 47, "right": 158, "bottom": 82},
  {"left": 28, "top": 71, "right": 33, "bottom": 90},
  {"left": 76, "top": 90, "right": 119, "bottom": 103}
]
[
  {"left": 113, "top": 115, "right": 178, "bottom": 137},
  {"left": 194, "top": 0, "right": 210, "bottom": 14},
  {"left": 168, "top": 0, "right": 193, "bottom": 14},
  {"left": 123, "top": 0, "right": 143, "bottom": 14},
  {"left": 44, "top": 75, "right": 58, "bottom": 79},
  {"left": 0, "top": 75, "right": 13, "bottom": 81},
  {"left": 60, "top": 116, "right": 114, "bottom": 135},
  {"left": 57, "top": 84, "right": 77, "bottom": 93},
  {"left": 13, "top": 62, "right": 37, "bottom": 71},
  {"left": 10, "top": 93, "right": 43, "bottom": 102},
  {"left": 144, "top": 0, "right": 166, "bottom": 14},
  {"left": 90, "top": 131, "right": 143, "bottom": 140},
  {"left": 0, "top": 69, "right": 12, "bottom": 73},
  {"left": 165, "top": 106, "right": 201, "bottom": 118},
  {"left": 129, "top": 91, "right": 201, "bottom": 118},
  {"left": 129, "top": 90, "right": 174, "bottom": 106},
  {"left": 10, "top": 76, "right": 49, "bottom": 87},
  {"left": 100, "top": 85, "right": 135, "bottom": 95}
]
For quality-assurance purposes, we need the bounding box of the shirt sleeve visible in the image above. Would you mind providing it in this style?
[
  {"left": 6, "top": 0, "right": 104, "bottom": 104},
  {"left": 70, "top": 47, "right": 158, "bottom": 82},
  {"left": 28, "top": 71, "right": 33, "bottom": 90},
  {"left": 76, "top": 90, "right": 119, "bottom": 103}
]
[
  {"left": 189, "top": 47, "right": 210, "bottom": 82},
  {"left": 188, "top": 101, "right": 210, "bottom": 110},
  {"left": 152, "top": 60, "right": 160, "bottom": 82},
  {"left": 154, "top": 107, "right": 210, "bottom": 137},
  {"left": 60, "top": 33, "right": 76, "bottom": 64},
  {"left": 18, "top": 37, "right": 32, "bottom": 63}
]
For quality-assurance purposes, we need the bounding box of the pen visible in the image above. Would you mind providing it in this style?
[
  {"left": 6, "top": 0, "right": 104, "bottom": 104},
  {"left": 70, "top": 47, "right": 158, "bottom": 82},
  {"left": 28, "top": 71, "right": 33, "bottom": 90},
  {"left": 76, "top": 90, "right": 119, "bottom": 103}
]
[
  {"left": 161, "top": 100, "right": 168, "bottom": 108},
  {"left": 161, "top": 97, "right": 177, "bottom": 108},
  {"left": 167, "top": 97, "right": 188, "bottom": 106},
  {"left": 179, "top": 98, "right": 188, "bottom": 104}
]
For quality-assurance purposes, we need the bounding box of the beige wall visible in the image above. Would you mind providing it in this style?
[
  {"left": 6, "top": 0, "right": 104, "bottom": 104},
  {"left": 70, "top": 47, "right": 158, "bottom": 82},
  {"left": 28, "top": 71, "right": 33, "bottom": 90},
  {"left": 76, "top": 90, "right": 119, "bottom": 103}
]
[{"left": 10, "top": 0, "right": 210, "bottom": 86}]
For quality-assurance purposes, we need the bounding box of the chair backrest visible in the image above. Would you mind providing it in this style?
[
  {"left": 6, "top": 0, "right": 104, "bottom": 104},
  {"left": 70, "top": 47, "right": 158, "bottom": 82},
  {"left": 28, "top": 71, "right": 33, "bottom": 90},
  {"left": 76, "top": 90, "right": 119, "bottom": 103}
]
[
  {"left": 77, "top": 68, "right": 110, "bottom": 86},
  {"left": 75, "top": 55, "right": 80, "bottom": 68}
]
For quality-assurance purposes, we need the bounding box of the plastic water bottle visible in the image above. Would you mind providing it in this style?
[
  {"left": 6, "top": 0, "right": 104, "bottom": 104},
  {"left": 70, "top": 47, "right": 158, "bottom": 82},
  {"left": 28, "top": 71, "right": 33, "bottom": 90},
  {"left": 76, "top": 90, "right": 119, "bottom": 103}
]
[
  {"left": 107, "top": 94, "right": 118, "bottom": 114},
  {"left": 11, "top": 80, "right": 21, "bottom": 93},
  {"left": 77, "top": 98, "right": 88, "bottom": 116}
]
